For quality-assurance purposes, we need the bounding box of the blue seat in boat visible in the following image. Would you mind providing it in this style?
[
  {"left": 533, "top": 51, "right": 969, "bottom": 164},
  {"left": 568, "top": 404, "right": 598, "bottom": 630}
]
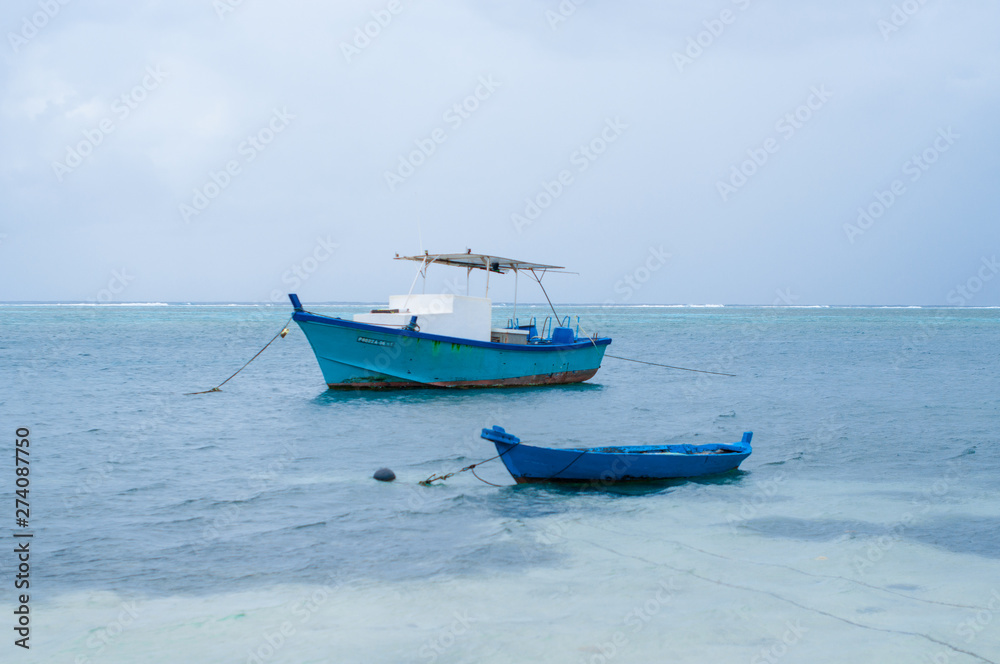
[{"left": 551, "top": 327, "right": 575, "bottom": 344}]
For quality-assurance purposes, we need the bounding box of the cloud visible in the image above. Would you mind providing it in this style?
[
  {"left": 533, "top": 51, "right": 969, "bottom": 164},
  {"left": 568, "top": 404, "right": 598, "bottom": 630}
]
[{"left": 0, "top": 0, "right": 998, "bottom": 304}]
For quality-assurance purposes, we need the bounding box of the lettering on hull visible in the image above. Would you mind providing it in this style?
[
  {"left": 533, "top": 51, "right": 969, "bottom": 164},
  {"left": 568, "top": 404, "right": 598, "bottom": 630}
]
[{"left": 356, "top": 336, "right": 394, "bottom": 347}]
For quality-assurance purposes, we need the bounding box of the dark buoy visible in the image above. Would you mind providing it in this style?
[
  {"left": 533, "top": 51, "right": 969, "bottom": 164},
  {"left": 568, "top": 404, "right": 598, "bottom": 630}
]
[{"left": 373, "top": 467, "right": 396, "bottom": 482}]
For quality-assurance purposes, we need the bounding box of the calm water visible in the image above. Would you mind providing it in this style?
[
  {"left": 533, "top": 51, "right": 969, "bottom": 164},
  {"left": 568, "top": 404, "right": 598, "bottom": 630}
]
[{"left": 1, "top": 304, "right": 998, "bottom": 663}]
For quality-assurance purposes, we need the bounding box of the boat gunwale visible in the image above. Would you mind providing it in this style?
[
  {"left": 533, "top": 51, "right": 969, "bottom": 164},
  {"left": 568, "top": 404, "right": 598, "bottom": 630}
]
[
  {"left": 494, "top": 440, "right": 752, "bottom": 458},
  {"left": 293, "top": 310, "right": 612, "bottom": 352},
  {"left": 558, "top": 446, "right": 751, "bottom": 456}
]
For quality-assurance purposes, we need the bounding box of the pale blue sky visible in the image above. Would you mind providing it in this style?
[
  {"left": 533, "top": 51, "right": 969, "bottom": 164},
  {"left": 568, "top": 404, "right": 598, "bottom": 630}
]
[{"left": 1, "top": 1, "right": 998, "bottom": 305}]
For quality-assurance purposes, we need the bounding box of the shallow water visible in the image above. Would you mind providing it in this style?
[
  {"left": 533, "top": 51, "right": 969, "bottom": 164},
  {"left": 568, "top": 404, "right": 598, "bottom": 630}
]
[{"left": 1, "top": 304, "right": 998, "bottom": 663}]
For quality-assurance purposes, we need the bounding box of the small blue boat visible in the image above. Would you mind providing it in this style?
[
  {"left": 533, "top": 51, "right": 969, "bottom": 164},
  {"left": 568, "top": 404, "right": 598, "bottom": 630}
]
[{"left": 481, "top": 426, "right": 752, "bottom": 484}]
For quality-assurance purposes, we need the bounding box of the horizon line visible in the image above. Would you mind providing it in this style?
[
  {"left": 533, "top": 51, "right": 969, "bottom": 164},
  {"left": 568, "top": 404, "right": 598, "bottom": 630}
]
[{"left": 1, "top": 301, "right": 998, "bottom": 309}]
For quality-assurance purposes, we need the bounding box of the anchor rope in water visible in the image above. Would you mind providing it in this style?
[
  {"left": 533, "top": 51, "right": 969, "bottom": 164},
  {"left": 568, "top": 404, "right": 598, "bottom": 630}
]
[
  {"left": 420, "top": 441, "right": 592, "bottom": 486},
  {"left": 419, "top": 447, "right": 510, "bottom": 485},
  {"left": 604, "top": 354, "right": 736, "bottom": 377},
  {"left": 420, "top": 437, "right": 529, "bottom": 486},
  {"left": 186, "top": 316, "right": 294, "bottom": 395},
  {"left": 573, "top": 321, "right": 735, "bottom": 377},
  {"left": 470, "top": 467, "right": 505, "bottom": 487}
]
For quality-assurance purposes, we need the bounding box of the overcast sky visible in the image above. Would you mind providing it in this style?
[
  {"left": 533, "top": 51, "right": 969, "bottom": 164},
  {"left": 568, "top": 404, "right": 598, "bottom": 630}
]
[{"left": 1, "top": 1, "right": 998, "bottom": 305}]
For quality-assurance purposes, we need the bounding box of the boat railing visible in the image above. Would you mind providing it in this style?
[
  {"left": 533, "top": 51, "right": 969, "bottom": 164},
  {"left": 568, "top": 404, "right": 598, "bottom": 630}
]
[
  {"left": 506, "top": 317, "right": 539, "bottom": 340},
  {"left": 520, "top": 317, "right": 538, "bottom": 340},
  {"left": 508, "top": 315, "right": 584, "bottom": 344}
]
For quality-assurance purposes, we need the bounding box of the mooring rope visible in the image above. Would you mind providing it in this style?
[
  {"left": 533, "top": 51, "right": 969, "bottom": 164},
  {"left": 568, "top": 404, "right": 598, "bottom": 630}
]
[
  {"left": 470, "top": 467, "right": 506, "bottom": 487},
  {"left": 542, "top": 448, "right": 591, "bottom": 480},
  {"left": 185, "top": 316, "right": 294, "bottom": 395},
  {"left": 419, "top": 453, "right": 502, "bottom": 486},
  {"left": 573, "top": 320, "right": 733, "bottom": 377},
  {"left": 420, "top": 437, "right": 528, "bottom": 486},
  {"left": 605, "top": 354, "right": 736, "bottom": 377},
  {"left": 420, "top": 441, "right": 594, "bottom": 486}
]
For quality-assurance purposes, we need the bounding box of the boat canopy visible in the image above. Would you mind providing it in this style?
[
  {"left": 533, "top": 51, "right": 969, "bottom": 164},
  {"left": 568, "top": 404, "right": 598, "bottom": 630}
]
[
  {"left": 395, "top": 250, "right": 574, "bottom": 325},
  {"left": 394, "top": 252, "right": 565, "bottom": 274}
]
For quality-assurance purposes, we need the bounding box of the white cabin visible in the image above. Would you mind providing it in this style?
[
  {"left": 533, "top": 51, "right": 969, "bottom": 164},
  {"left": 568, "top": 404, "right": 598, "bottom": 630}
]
[{"left": 353, "top": 294, "right": 492, "bottom": 342}]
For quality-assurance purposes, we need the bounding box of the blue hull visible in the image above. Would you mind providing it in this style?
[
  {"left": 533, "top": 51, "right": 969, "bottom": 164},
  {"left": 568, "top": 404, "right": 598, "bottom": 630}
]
[
  {"left": 482, "top": 426, "right": 752, "bottom": 483},
  {"left": 292, "top": 310, "right": 611, "bottom": 389}
]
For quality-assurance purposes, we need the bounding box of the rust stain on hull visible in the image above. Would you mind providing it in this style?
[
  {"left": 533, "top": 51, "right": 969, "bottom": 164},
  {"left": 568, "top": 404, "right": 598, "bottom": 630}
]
[{"left": 327, "top": 368, "right": 598, "bottom": 390}]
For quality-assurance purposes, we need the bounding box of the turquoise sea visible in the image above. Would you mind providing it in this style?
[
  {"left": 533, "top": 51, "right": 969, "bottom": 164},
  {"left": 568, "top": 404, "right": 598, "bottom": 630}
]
[{"left": 2, "top": 304, "right": 998, "bottom": 663}]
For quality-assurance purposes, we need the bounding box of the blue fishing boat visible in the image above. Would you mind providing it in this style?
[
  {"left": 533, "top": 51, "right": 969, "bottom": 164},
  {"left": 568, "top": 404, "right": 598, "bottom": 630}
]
[
  {"left": 481, "top": 426, "right": 752, "bottom": 483},
  {"left": 289, "top": 252, "right": 612, "bottom": 389}
]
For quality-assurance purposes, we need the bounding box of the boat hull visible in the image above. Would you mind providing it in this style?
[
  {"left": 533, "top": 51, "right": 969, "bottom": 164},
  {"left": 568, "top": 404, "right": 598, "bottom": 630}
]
[
  {"left": 292, "top": 311, "right": 610, "bottom": 389},
  {"left": 482, "top": 426, "right": 752, "bottom": 483}
]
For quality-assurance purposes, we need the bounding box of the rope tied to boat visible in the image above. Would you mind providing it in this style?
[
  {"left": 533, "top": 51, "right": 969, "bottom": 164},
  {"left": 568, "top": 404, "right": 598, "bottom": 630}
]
[
  {"left": 604, "top": 354, "right": 736, "bottom": 377},
  {"left": 419, "top": 440, "right": 523, "bottom": 486},
  {"left": 419, "top": 454, "right": 502, "bottom": 486},
  {"left": 420, "top": 439, "right": 595, "bottom": 486},
  {"left": 186, "top": 316, "right": 294, "bottom": 395},
  {"left": 573, "top": 321, "right": 736, "bottom": 376}
]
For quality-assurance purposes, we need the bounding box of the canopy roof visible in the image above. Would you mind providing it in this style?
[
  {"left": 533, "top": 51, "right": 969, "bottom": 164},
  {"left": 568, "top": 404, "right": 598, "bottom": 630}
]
[{"left": 394, "top": 252, "right": 565, "bottom": 273}]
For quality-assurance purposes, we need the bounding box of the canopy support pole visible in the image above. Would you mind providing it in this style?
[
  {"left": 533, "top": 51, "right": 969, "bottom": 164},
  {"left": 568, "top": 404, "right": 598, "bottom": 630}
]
[
  {"left": 530, "top": 269, "right": 560, "bottom": 323},
  {"left": 403, "top": 258, "right": 426, "bottom": 310},
  {"left": 513, "top": 268, "right": 518, "bottom": 326}
]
